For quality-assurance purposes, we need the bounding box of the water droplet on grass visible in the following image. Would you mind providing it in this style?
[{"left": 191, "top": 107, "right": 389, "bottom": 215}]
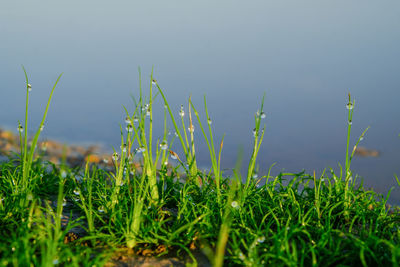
[
  {"left": 257, "top": 236, "right": 265, "bottom": 243},
  {"left": 17, "top": 124, "right": 23, "bottom": 133},
  {"left": 98, "top": 206, "right": 105, "bottom": 213},
  {"left": 238, "top": 252, "right": 245, "bottom": 260},
  {"left": 188, "top": 125, "right": 195, "bottom": 133},
  {"left": 231, "top": 201, "right": 239, "bottom": 208},
  {"left": 346, "top": 102, "right": 354, "bottom": 110},
  {"left": 348, "top": 120, "right": 352, "bottom": 125},
  {"left": 27, "top": 83, "right": 32, "bottom": 91},
  {"left": 160, "top": 141, "right": 168, "bottom": 150},
  {"left": 121, "top": 144, "right": 127, "bottom": 153},
  {"left": 112, "top": 152, "right": 119, "bottom": 161},
  {"left": 137, "top": 147, "right": 145, "bottom": 153},
  {"left": 260, "top": 111, "right": 266, "bottom": 119},
  {"left": 252, "top": 128, "right": 257, "bottom": 137},
  {"left": 73, "top": 189, "right": 80, "bottom": 196},
  {"left": 126, "top": 124, "right": 133, "bottom": 133},
  {"left": 125, "top": 116, "right": 131, "bottom": 124},
  {"left": 179, "top": 105, "right": 185, "bottom": 118},
  {"left": 39, "top": 125, "right": 44, "bottom": 131},
  {"left": 152, "top": 79, "right": 157, "bottom": 85},
  {"left": 170, "top": 151, "right": 178, "bottom": 160},
  {"left": 41, "top": 142, "right": 47, "bottom": 151},
  {"left": 207, "top": 118, "right": 212, "bottom": 125}
]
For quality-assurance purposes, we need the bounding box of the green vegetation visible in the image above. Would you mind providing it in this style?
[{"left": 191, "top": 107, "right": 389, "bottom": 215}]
[{"left": 0, "top": 68, "right": 399, "bottom": 266}]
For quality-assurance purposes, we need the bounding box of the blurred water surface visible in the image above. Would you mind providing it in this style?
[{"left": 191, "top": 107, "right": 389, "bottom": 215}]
[{"left": 1, "top": 0, "right": 399, "bottom": 203}]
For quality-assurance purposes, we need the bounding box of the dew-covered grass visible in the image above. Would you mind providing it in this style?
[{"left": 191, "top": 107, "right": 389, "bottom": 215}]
[{"left": 0, "top": 68, "right": 399, "bottom": 266}]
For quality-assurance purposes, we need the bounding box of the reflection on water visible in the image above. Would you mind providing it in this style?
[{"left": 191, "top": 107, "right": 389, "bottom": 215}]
[{"left": 0, "top": 0, "right": 399, "bottom": 203}]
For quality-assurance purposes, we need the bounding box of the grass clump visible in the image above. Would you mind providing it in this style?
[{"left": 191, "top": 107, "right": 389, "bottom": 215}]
[{"left": 0, "top": 68, "right": 399, "bottom": 266}]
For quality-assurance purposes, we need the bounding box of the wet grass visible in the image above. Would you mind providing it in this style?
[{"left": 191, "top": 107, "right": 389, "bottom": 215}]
[{"left": 0, "top": 68, "right": 400, "bottom": 266}]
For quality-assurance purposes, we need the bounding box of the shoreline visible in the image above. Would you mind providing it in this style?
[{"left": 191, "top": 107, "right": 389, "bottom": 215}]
[{"left": 0, "top": 127, "right": 114, "bottom": 168}]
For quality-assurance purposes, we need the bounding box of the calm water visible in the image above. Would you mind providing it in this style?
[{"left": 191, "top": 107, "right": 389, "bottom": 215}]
[{"left": 1, "top": 1, "right": 399, "bottom": 203}]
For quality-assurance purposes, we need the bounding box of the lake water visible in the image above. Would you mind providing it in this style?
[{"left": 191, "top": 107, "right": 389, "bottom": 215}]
[{"left": 1, "top": 0, "right": 399, "bottom": 203}]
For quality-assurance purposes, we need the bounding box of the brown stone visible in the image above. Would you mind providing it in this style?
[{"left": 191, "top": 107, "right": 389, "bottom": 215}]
[
  {"left": 0, "top": 130, "right": 15, "bottom": 141},
  {"left": 85, "top": 154, "right": 101, "bottom": 164},
  {"left": 141, "top": 249, "right": 153, "bottom": 257},
  {"left": 355, "top": 146, "right": 380, "bottom": 157}
]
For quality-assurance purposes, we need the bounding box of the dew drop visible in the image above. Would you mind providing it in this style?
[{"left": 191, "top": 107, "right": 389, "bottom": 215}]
[
  {"left": 252, "top": 128, "right": 257, "bottom": 137},
  {"left": 238, "top": 252, "right": 245, "bottom": 260},
  {"left": 188, "top": 125, "right": 195, "bottom": 133},
  {"left": 257, "top": 236, "right": 266, "bottom": 243},
  {"left": 27, "top": 83, "right": 32, "bottom": 91},
  {"left": 260, "top": 111, "right": 266, "bottom": 119},
  {"left": 98, "top": 206, "right": 105, "bottom": 213},
  {"left": 73, "top": 189, "right": 80, "bottom": 196},
  {"left": 17, "top": 124, "right": 23, "bottom": 133},
  {"left": 170, "top": 151, "right": 178, "bottom": 160},
  {"left": 41, "top": 142, "right": 47, "bottom": 151},
  {"left": 112, "top": 152, "right": 119, "bottom": 161},
  {"left": 346, "top": 102, "right": 354, "bottom": 110},
  {"left": 121, "top": 144, "right": 127, "bottom": 153},
  {"left": 126, "top": 124, "right": 133, "bottom": 133},
  {"left": 125, "top": 116, "right": 131, "bottom": 124},
  {"left": 159, "top": 141, "right": 168, "bottom": 150},
  {"left": 207, "top": 118, "right": 212, "bottom": 125},
  {"left": 179, "top": 105, "right": 185, "bottom": 118},
  {"left": 231, "top": 201, "right": 239, "bottom": 208},
  {"left": 137, "top": 147, "right": 146, "bottom": 153}
]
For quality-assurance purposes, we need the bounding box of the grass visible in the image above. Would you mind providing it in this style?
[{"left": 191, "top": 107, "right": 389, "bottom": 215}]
[{"left": 0, "top": 68, "right": 399, "bottom": 266}]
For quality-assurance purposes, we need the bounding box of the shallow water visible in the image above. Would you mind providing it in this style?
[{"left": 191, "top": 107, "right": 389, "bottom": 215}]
[{"left": 1, "top": 0, "right": 399, "bottom": 203}]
